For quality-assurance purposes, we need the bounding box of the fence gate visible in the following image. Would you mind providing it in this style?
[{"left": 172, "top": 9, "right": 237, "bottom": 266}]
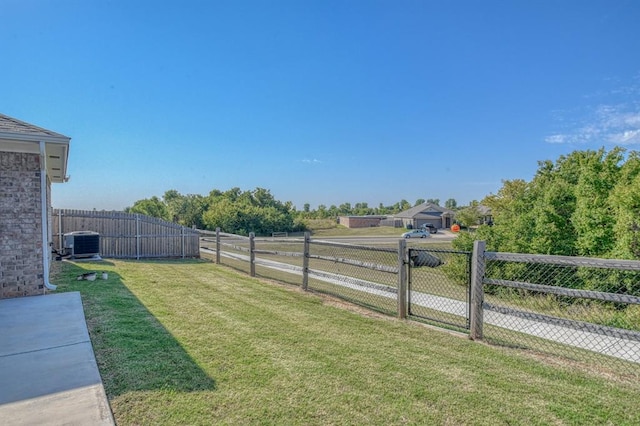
[{"left": 407, "top": 248, "right": 472, "bottom": 331}]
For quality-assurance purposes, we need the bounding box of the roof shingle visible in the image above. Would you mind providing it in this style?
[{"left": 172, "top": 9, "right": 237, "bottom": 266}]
[{"left": 0, "top": 113, "right": 69, "bottom": 139}]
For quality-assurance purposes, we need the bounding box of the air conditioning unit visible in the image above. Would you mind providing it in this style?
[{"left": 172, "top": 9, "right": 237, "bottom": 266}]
[{"left": 63, "top": 231, "right": 100, "bottom": 258}]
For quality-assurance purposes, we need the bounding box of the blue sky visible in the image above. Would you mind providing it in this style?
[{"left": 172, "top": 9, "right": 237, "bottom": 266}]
[{"left": 3, "top": 0, "right": 640, "bottom": 210}]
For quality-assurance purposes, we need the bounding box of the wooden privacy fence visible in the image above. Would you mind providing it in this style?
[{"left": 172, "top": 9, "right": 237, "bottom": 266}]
[{"left": 52, "top": 209, "right": 200, "bottom": 259}]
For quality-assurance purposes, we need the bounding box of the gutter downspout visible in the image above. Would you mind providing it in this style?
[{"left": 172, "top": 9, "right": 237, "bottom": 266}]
[{"left": 39, "top": 141, "right": 57, "bottom": 291}]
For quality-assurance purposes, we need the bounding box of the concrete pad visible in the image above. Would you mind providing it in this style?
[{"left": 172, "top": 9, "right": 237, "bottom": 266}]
[
  {"left": 0, "top": 292, "right": 114, "bottom": 425},
  {"left": 0, "top": 292, "right": 90, "bottom": 357}
]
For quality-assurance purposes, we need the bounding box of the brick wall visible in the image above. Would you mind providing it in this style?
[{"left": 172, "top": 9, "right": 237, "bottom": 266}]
[
  {"left": 0, "top": 151, "right": 45, "bottom": 298},
  {"left": 339, "top": 216, "right": 384, "bottom": 228}
]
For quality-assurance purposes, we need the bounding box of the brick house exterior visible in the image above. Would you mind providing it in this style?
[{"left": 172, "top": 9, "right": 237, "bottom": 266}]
[
  {"left": 393, "top": 202, "right": 455, "bottom": 229},
  {"left": 338, "top": 215, "right": 386, "bottom": 228},
  {"left": 0, "top": 114, "right": 70, "bottom": 299}
]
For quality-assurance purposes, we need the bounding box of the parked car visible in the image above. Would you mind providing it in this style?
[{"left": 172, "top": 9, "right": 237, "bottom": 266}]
[
  {"left": 421, "top": 223, "right": 438, "bottom": 234},
  {"left": 401, "top": 229, "right": 430, "bottom": 239}
]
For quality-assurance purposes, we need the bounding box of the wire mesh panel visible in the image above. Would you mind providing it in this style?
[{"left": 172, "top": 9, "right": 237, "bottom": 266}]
[
  {"left": 213, "top": 233, "right": 252, "bottom": 275},
  {"left": 483, "top": 252, "right": 640, "bottom": 376},
  {"left": 253, "top": 237, "right": 306, "bottom": 287},
  {"left": 307, "top": 240, "right": 399, "bottom": 315},
  {"left": 408, "top": 248, "right": 471, "bottom": 330}
]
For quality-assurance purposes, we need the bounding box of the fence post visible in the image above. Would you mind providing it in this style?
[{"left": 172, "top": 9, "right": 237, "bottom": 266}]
[
  {"left": 135, "top": 214, "right": 141, "bottom": 260},
  {"left": 57, "top": 209, "right": 63, "bottom": 252},
  {"left": 470, "top": 240, "right": 486, "bottom": 340},
  {"left": 215, "top": 228, "right": 221, "bottom": 264},
  {"left": 181, "top": 227, "right": 185, "bottom": 258},
  {"left": 249, "top": 232, "right": 256, "bottom": 277},
  {"left": 397, "top": 238, "right": 407, "bottom": 319},
  {"left": 302, "top": 232, "right": 310, "bottom": 291}
]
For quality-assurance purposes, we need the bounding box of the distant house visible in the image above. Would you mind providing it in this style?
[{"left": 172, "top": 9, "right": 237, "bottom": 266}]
[
  {"left": 338, "top": 215, "right": 387, "bottom": 228},
  {"left": 393, "top": 202, "right": 455, "bottom": 229},
  {"left": 477, "top": 205, "right": 493, "bottom": 225},
  {"left": 0, "top": 113, "right": 70, "bottom": 298}
]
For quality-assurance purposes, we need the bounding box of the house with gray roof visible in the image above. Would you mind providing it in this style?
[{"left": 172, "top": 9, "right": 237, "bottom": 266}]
[
  {"left": 0, "top": 113, "right": 71, "bottom": 298},
  {"left": 393, "top": 202, "right": 455, "bottom": 230},
  {"left": 477, "top": 204, "right": 493, "bottom": 225}
]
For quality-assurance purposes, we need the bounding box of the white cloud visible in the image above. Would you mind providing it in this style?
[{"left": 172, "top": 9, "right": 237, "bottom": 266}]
[
  {"left": 302, "top": 158, "right": 322, "bottom": 164},
  {"left": 546, "top": 75, "right": 640, "bottom": 146},
  {"left": 608, "top": 129, "right": 640, "bottom": 144},
  {"left": 545, "top": 134, "right": 569, "bottom": 144}
]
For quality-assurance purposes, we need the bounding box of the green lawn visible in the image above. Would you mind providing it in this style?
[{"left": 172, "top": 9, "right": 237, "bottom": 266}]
[
  {"left": 305, "top": 219, "right": 413, "bottom": 238},
  {"left": 312, "top": 225, "right": 404, "bottom": 237},
  {"left": 54, "top": 259, "right": 640, "bottom": 425}
]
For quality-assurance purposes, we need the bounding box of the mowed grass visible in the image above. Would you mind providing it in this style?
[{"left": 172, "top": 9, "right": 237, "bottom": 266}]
[
  {"left": 306, "top": 219, "right": 408, "bottom": 238},
  {"left": 54, "top": 259, "right": 640, "bottom": 425}
]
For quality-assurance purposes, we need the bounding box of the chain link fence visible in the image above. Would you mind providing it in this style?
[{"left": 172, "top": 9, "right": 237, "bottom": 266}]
[
  {"left": 200, "top": 231, "right": 252, "bottom": 275},
  {"left": 306, "top": 239, "right": 399, "bottom": 315},
  {"left": 253, "top": 237, "right": 306, "bottom": 287},
  {"left": 201, "top": 231, "right": 639, "bottom": 378},
  {"left": 480, "top": 251, "right": 640, "bottom": 375},
  {"left": 408, "top": 248, "right": 471, "bottom": 331}
]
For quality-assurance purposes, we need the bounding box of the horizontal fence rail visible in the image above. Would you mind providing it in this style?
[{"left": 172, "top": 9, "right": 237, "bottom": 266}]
[
  {"left": 483, "top": 278, "right": 640, "bottom": 305},
  {"left": 201, "top": 231, "right": 640, "bottom": 378},
  {"left": 307, "top": 238, "right": 402, "bottom": 316},
  {"left": 476, "top": 249, "right": 640, "bottom": 367},
  {"left": 53, "top": 209, "right": 200, "bottom": 259},
  {"left": 485, "top": 251, "right": 640, "bottom": 270}
]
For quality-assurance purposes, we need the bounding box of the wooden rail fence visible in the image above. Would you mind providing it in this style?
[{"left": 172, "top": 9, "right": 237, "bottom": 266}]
[{"left": 52, "top": 209, "right": 200, "bottom": 259}]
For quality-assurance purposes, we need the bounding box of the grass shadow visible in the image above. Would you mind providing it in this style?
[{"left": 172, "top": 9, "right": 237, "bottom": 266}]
[{"left": 52, "top": 260, "right": 216, "bottom": 397}]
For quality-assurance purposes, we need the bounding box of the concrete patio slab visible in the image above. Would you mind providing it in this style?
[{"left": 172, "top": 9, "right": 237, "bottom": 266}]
[{"left": 0, "top": 292, "right": 114, "bottom": 425}]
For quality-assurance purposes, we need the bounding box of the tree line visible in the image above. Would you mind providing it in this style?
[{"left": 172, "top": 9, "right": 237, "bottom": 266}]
[
  {"left": 127, "top": 146, "right": 640, "bottom": 264},
  {"left": 125, "top": 188, "right": 461, "bottom": 236},
  {"left": 125, "top": 188, "right": 302, "bottom": 236},
  {"left": 451, "top": 147, "right": 640, "bottom": 295},
  {"left": 299, "top": 198, "right": 459, "bottom": 219},
  {"left": 455, "top": 147, "right": 640, "bottom": 259}
]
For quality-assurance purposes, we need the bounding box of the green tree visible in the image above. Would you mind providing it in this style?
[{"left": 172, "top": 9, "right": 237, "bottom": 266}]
[
  {"left": 125, "top": 196, "right": 170, "bottom": 220},
  {"left": 454, "top": 205, "right": 481, "bottom": 228},
  {"left": 398, "top": 199, "right": 411, "bottom": 211},
  {"left": 571, "top": 148, "right": 622, "bottom": 256},
  {"left": 163, "top": 190, "right": 207, "bottom": 228},
  {"left": 354, "top": 202, "right": 373, "bottom": 216},
  {"left": 476, "top": 147, "right": 640, "bottom": 259},
  {"left": 611, "top": 151, "right": 640, "bottom": 259},
  {"left": 481, "top": 179, "right": 533, "bottom": 253},
  {"left": 445, "top": 198, "right": 457, "bottom": 209},
  {"left": 338, "top": 203, "right": 352, "bottom": 215},
  {"left": 317, "top": 204, "right": 329, "bottom": 219},
  {"left": 527, "top": 158, "right": 578, "bottom": 255}
]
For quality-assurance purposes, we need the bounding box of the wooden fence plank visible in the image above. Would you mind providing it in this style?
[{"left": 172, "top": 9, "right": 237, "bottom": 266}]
[{"left": 53, "top": 209, "right": 200, "bottom": 259}]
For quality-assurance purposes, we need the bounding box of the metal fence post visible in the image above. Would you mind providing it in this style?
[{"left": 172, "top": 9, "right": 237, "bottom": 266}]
[
  {"left": 215, "top": 227, "right": 220, "bottom": 264},
  {"left": 470, "top": 240, "right": 486, "bottom": 340},
  {"left": 249, "top": 232, "right": 256, "bottom": 277},
  {"left": 302, "top": 232, "right": 310, "bottom": 291},
  {"left": 398, "top": 238, "right": 407, "bottom": 319}
]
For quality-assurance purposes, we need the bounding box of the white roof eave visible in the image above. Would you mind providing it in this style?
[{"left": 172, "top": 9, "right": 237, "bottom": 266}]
[{"left": 0, "top": 133, "right": 71, "bottom": 184}]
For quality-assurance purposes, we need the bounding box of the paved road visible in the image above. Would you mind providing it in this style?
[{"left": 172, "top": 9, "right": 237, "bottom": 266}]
[
  {"left": 305, "top": 231, "right": 458, "bottom": 245},
  {"left": 205, "top": 248, "right": 640, "bottom": 364}
]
